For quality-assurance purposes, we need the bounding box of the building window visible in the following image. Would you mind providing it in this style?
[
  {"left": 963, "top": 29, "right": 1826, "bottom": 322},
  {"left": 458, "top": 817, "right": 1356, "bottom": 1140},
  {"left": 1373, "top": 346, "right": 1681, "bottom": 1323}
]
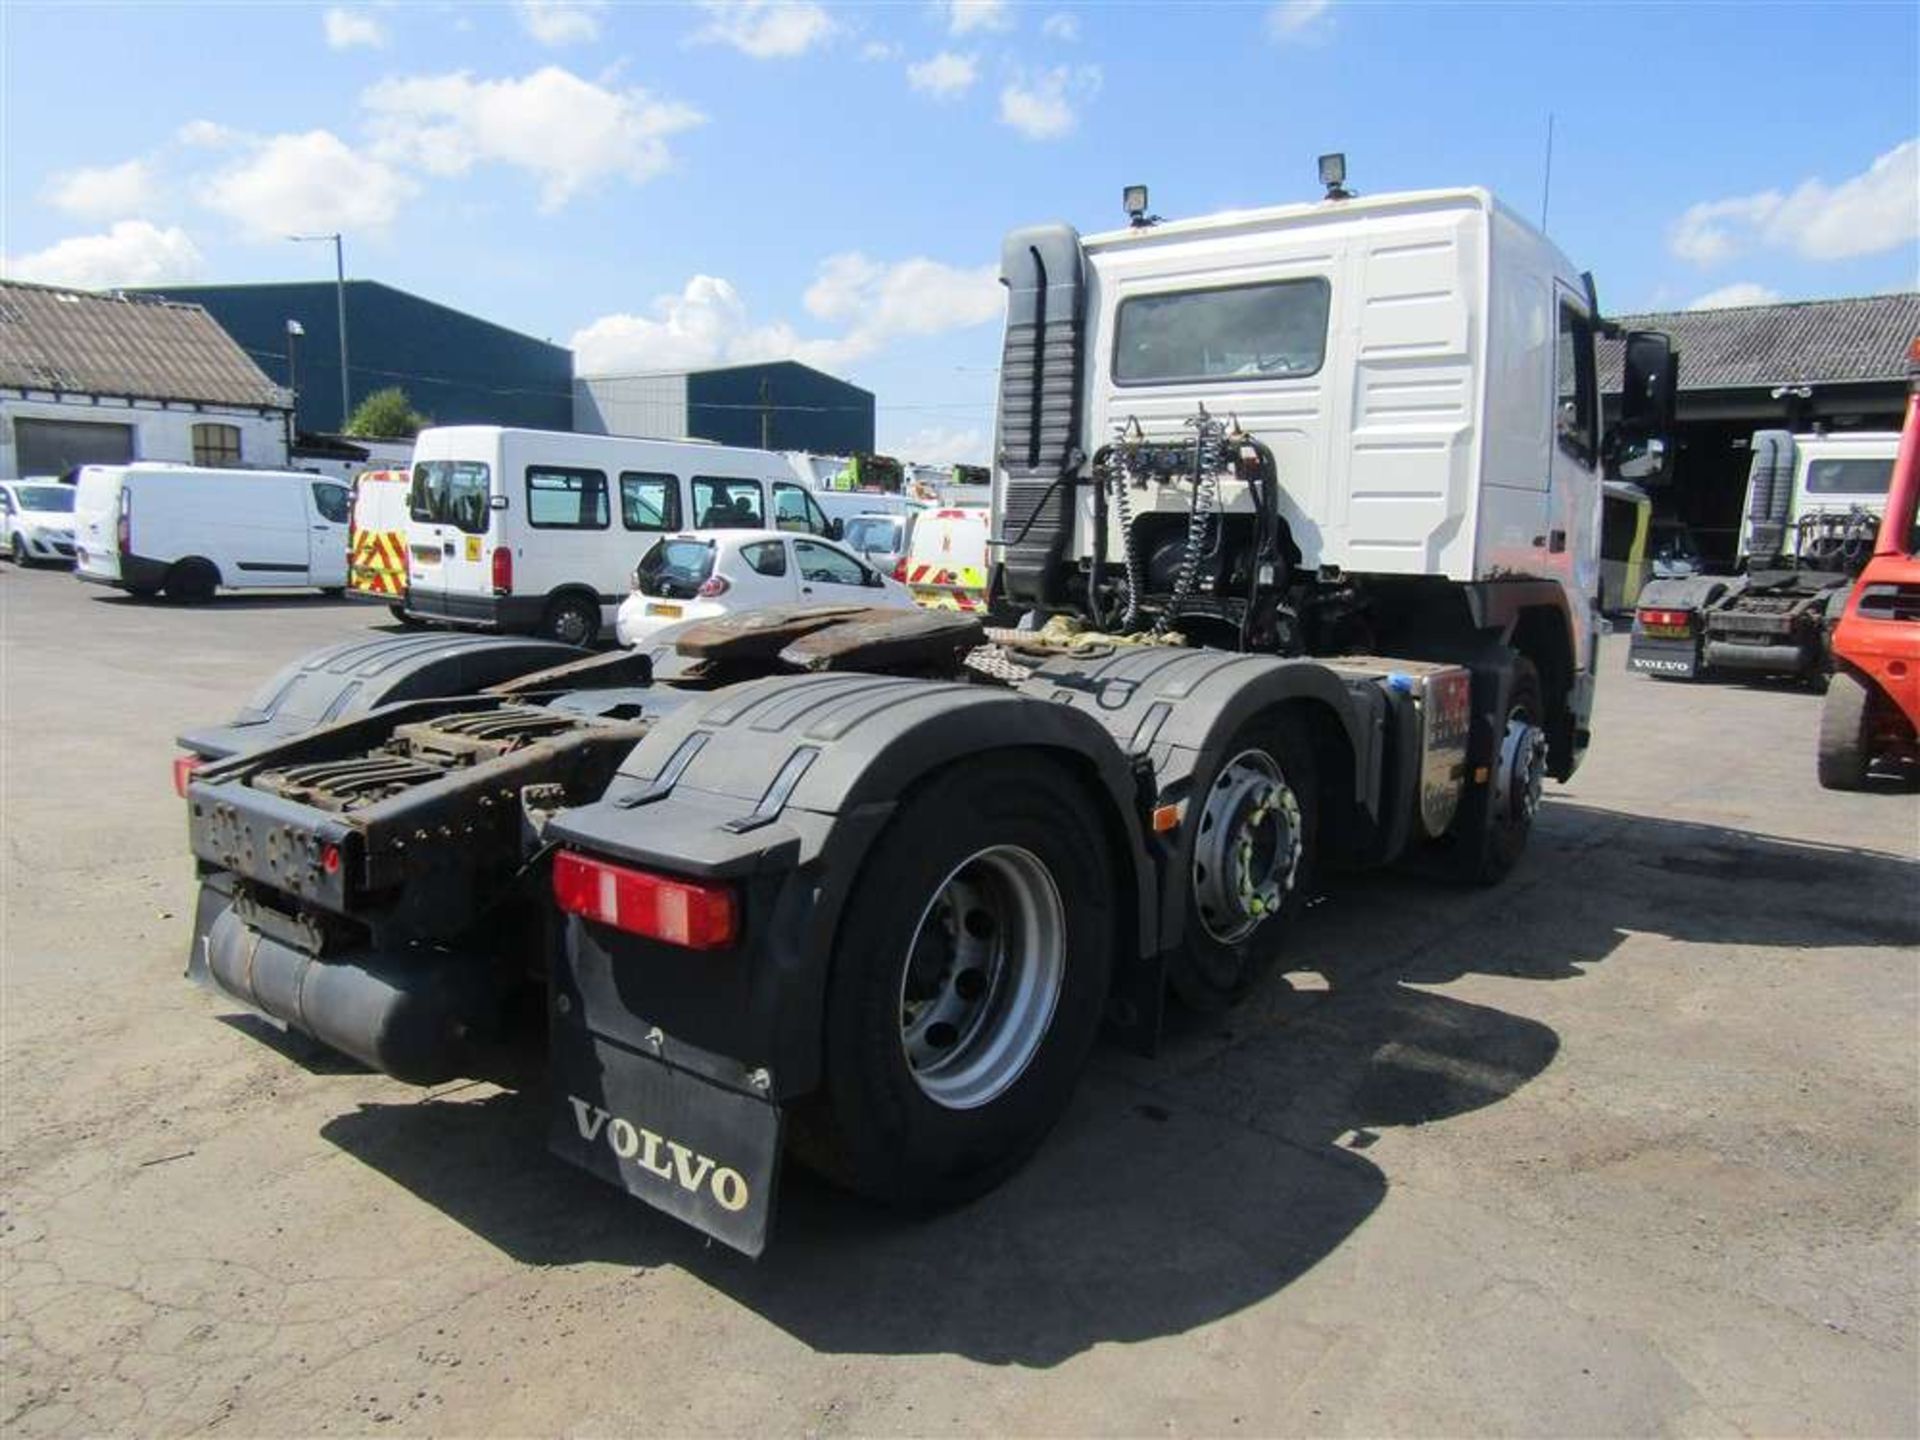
[{"left": 191, "top": 423, "right": 242, "bottom": 467}]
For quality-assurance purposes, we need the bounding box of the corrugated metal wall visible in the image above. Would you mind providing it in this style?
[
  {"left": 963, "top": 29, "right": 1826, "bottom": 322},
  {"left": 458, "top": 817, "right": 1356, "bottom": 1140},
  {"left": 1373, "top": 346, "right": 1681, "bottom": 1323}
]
[
  {"left": 576, "top": 362, "right": 873, "bottom": 453},
  {"left": 572, "top": 373, "right": 690, "bottom": 438},
  {"left": 136, "top": 281, "right": 574, "bottom": 434}
]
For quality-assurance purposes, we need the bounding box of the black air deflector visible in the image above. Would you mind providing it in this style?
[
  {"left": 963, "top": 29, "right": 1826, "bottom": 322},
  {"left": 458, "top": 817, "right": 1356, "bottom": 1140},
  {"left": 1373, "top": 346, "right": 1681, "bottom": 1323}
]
[{"left": 995, "top": 224, "right": 1088, "bottom": 607}]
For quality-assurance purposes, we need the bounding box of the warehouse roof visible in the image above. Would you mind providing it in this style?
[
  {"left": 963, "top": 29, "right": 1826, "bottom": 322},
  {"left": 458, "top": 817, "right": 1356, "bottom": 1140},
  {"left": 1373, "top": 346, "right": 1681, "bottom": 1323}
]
[
  {"left": 1602, "top": 292, "right": 1919, "bottom": 392},
  {"left": 0, "top": 279, "right": 287, "bottom": 408}
]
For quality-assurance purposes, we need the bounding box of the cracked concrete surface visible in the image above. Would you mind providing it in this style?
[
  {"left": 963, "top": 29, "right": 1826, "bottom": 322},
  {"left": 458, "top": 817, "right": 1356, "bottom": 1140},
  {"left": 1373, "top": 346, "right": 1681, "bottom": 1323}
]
[{"left": 2, "top": 572, "right": 1915, "bottom": 1436}]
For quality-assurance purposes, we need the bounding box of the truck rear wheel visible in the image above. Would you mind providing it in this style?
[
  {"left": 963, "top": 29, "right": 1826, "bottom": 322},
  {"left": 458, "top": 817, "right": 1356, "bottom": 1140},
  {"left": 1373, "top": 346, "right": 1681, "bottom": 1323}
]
[
  {"left": 1167, "top": 714, "right": 1318, "bottom": 1012},
  {"left": 793, "top": 756, "right": 1113, "bottom": 1209},
  {"left": 1817, "top": 669, "right": 1874, "bottom": 790}
]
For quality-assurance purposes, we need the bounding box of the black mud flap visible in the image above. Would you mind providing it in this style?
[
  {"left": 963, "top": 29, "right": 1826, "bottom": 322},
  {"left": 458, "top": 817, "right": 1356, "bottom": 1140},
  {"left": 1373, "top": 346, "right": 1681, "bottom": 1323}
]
[
  {"left": 548, "top": 1018, "right": 783, "bottom": 1257},
  {"left": 1625, "top": 632, "right": 1700, "bottom": 678}
]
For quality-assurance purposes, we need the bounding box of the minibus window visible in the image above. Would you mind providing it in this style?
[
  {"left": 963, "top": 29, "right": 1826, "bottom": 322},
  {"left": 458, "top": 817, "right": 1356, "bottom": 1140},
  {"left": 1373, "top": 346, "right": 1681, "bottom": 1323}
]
[
  {"left": 411, "top": 461, "right": 492, "bottom": 535},
  {"left": 527, "top": 467, "right": 610, "bottom": 530},
  {"left": 692, "top": 478, "right": 765, "bottom": 529},
  {"left": 619, "top": 472, "right": 682, "bottom": 532}
]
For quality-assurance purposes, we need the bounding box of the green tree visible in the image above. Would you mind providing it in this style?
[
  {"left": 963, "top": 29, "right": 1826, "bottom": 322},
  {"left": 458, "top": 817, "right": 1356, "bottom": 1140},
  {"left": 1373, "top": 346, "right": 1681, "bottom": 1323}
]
[{"left": 344, "top": 386, "right": 430, "bottom": 439}]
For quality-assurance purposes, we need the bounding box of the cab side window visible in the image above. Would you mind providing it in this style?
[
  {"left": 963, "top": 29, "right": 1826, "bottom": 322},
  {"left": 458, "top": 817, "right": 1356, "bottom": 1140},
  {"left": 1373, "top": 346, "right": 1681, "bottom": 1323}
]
[
  {"left": 1556, "top": 302, "right": 1597, "bottom": 466},
  {"left": 772, "top": 482, "right": 827, "bottom": 535},
  {"left": 310, "top": 482, "right": 350, "bottom": 524}
]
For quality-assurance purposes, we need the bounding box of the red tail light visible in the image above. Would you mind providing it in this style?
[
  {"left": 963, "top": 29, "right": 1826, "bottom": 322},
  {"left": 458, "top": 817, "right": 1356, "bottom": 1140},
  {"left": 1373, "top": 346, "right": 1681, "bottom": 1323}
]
[
  {"left": 1636, "top": 607, "right": 1692, "bottom": 629},
  {"left": 696, "top": 574, "right": 730, "bottom": 598},
  {"left": 892, "top": 556, "right": 908, "bottom": 581},
  {"left": 552, "top": 851, "right": 738, "bottom": 950},
  {"left": 172, "top": 754, "right": 203, "bottom": 798},
  {"left": 117, "top": 490, "right": 132, "bottom": 556},
  {"left": 491, "top": 546, "right": 513, "bottom": 595}
]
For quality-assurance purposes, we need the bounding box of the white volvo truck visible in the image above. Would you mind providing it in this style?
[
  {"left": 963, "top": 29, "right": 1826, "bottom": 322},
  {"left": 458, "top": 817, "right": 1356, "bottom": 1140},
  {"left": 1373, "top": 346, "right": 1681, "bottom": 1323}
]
[{"left": 173, "top": 170, "right": 1676, "bottom": 1255}]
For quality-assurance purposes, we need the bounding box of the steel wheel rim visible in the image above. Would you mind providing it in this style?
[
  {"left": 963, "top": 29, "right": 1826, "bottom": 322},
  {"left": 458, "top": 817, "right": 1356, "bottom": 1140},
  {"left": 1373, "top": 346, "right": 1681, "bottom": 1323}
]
[
  {"left": 1192, "top": 748, "right": 1301, "bottom": 945},
  {"left": 554, "top": 606, "right": 591, "bottom": 644},
  {"left": 1494, "top": 703, "right": 1548, "bottom": 827},
  {"left": 898, "top": 844, "right": 1065, "bottom": 1110}
]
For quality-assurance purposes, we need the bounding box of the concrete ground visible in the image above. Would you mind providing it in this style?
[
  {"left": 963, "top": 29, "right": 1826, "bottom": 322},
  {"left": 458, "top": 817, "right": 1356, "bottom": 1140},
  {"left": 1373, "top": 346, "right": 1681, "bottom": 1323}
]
[{"left": 2, "top": 564, "right": 1915, "bottom": 1438}]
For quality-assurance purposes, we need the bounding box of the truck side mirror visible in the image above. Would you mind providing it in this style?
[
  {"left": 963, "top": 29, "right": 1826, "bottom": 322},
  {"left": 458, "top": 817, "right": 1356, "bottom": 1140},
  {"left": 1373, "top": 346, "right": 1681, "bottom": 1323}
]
[{"left": 1609, "top": 330, "right": 1679, "bottom": 482}]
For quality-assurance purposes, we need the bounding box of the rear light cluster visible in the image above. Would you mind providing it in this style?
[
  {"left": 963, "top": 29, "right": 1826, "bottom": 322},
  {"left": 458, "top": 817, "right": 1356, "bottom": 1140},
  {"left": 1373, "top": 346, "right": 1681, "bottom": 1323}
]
[
  {"left": 551, "top": 851, "right": 738, "bottom": 951},
  {"left": 117, "top": 491, "right": 132, "bottom": 556},
  {"left": 492, "top": 546, "right": 513, "bottom": 595},
  {"left": 1637, "top": 607, "right": 1693, "bottom": 629},
  {"left": 696, "top": 575, "right": 730, "bottom": 598}
]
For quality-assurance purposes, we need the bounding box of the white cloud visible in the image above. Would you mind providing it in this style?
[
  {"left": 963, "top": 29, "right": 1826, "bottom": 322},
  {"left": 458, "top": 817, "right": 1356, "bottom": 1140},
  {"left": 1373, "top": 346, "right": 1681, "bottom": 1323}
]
[
  {"left": 516, "top": 1, "right": 603, "bottom": 46},
  {"left": 176, "top": 120, "right": 241, "bottom": 149},
  {"left": 998, "top": 65, "right": 1099, "bottom": 141},
  {"left": 860, "top": 40, "right": 902, "bottom": 61},
  {"left": 947, "top": 0, "right": 1011, "bottom": 35},
  {"left": 1687, "top": 282, "right": 1783, "bottom": 311},
  {"left": 1671, "top": 139, "right": 1920, "bottom": 264},
  {"left": 907, "top": 51, "right": 978, "bottom": 100},
  {"left": 889, "top": 424, "right": 989, "bottom": 466},
  {"left": 202, "top": 130, "right": 416, "bottom": 240},
  {"left": 1041, "top": 11, "right": 1080, "bottom": 40},
  {"left": 1266, "top": 0, "right": 1331, "bottom": 41},
  {"left": 323, "top": 6, "right": 388, "bottom": 49},
  {"left": 3, "top": 220, "right": 205, "bottom": 290},
  {"left": 691, "top": 1, "right": 835, "bottom": 58},
  {"left": 364, "top": 67, "right": 704, "bottom": 210},
  {"left": 572, "top": 254, "right": 1004, "bottom": 375},
  {"left": 44, "top": 160, "right": 158, "bottom": 221}
]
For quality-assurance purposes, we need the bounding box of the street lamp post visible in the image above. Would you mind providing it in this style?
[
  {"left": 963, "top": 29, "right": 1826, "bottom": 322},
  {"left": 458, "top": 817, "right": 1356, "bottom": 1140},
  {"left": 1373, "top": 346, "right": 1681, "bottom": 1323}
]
[
  {"left": 284, "top": 318, "right": 305, "bottom": 457},
  {"left": 289, "top": 233, "right": 350, "bottom": 432}
]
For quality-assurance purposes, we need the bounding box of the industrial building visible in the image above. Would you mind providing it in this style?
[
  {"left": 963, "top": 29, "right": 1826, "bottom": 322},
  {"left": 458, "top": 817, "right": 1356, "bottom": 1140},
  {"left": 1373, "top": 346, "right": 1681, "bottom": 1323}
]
[
  {"left": 138, "top": 281, "right": 574, "bottom": 437},
  {"left": 574, "top": 360, "right": 874, "bottom": 455},
  {"left": 1603, "top": 292, "right": 1920, "bottom": 567},
  {"left": 0, "top": 279, "right": 291, "bottom": 479}
]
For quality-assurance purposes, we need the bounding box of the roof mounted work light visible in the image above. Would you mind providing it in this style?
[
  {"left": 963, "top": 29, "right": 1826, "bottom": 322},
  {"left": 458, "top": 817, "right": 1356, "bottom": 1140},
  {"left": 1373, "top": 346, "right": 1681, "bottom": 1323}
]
[
  {"left": 1318, "top": 152, "right": 1352, "bottom": 200},
  {"left": 1123, "top": 184, "right": 1159, "bottom": 228}
]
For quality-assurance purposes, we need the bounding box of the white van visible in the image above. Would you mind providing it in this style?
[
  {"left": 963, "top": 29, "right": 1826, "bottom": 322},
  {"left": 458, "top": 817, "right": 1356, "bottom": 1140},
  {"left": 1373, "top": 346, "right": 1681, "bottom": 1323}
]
[
  {"left": 72, "top": 464, "right": 350, "bottom": 602},
  {"left": 403, "top": 426, "right": 841, "bottom": 645}
]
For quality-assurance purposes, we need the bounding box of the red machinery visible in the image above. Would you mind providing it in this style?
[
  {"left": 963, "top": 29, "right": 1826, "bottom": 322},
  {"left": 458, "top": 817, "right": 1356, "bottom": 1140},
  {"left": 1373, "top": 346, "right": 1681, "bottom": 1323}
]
[{"left": 1818, "top": 365, "right": 1920, "bottom": 789}]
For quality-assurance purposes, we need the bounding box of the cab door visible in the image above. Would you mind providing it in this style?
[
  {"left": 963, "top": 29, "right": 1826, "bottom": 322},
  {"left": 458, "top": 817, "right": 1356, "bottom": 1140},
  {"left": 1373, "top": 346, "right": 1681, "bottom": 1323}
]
[
  {"left": 1549, "top": 289, "right": 1601, "bottom": 608},
  {"left": 772, "top": 481, "right": 832, "bottom": 537}
]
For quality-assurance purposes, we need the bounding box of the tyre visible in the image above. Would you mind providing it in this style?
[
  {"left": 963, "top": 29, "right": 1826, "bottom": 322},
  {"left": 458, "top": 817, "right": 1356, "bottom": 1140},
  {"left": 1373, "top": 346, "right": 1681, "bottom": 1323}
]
[
  {"left": 1166, "top": 713, "right": 1318, "bottom": 1012},
  {"left": 6, "top": 532, "right": 27, "bottom": 565},
  {"left": 792, "top": 755, "right": 1113, "bottom": 1210},
  {"left": 1817, "top": 669, "right": 1874, "bottom": 790},
  {"left": 387, "top": 602, "right": 424, "bottom": 628},
  {"left": 1447, "top": 656, "right": 1545, "bottom": 885},
  {"left": 319, "top": 586, "right": 345, "bottom": 598},
  {"left": 164, "top": 558, "right": 219, "bottom": 603},
  {"left": 540, "top": 592, "right": 599, "bottom": 647}
]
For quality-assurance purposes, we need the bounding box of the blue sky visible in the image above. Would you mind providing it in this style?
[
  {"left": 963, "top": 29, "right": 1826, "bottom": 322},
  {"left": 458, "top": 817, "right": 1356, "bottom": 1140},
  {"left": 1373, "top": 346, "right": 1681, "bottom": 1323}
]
[{"left": 4, "top": 0, "right": 1917, "bottom": 461}]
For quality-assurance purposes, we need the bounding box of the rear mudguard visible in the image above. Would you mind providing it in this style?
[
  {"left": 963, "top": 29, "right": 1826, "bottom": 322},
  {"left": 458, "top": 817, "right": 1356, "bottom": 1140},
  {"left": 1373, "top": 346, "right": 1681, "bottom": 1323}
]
[
  {"left": 544, "top": 672, "right": 1159, "bottom": 1102},
  {"left": 179, "top": 632, "right": 584, "bottom": 759}
]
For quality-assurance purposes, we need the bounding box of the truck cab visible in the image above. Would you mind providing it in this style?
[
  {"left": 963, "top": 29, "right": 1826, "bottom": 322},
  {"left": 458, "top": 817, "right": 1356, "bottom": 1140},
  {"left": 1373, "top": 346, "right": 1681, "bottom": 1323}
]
[{"left": 993, "top": 182, "right": 1673, "bottom": 781}]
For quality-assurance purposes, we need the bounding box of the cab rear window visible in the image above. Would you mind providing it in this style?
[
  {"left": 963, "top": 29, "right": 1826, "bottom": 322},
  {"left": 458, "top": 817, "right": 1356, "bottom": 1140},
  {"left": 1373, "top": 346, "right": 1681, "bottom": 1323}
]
[
  {"left": 1114, "top": 278, "right": 1331, "bottom": 385},
  {"left": 1805, "top": 458, "right": 1894, "bottom": 496}
]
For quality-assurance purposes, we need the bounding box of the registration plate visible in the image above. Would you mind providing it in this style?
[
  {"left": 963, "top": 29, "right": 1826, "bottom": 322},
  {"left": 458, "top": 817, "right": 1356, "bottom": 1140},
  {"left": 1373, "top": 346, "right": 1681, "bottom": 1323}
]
[
  {"left": 1640, "top": 622, "right": 1690, "bottom": 640},
  {"left": 646, "top": 602, "right": 683, "bottom": 618}
]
